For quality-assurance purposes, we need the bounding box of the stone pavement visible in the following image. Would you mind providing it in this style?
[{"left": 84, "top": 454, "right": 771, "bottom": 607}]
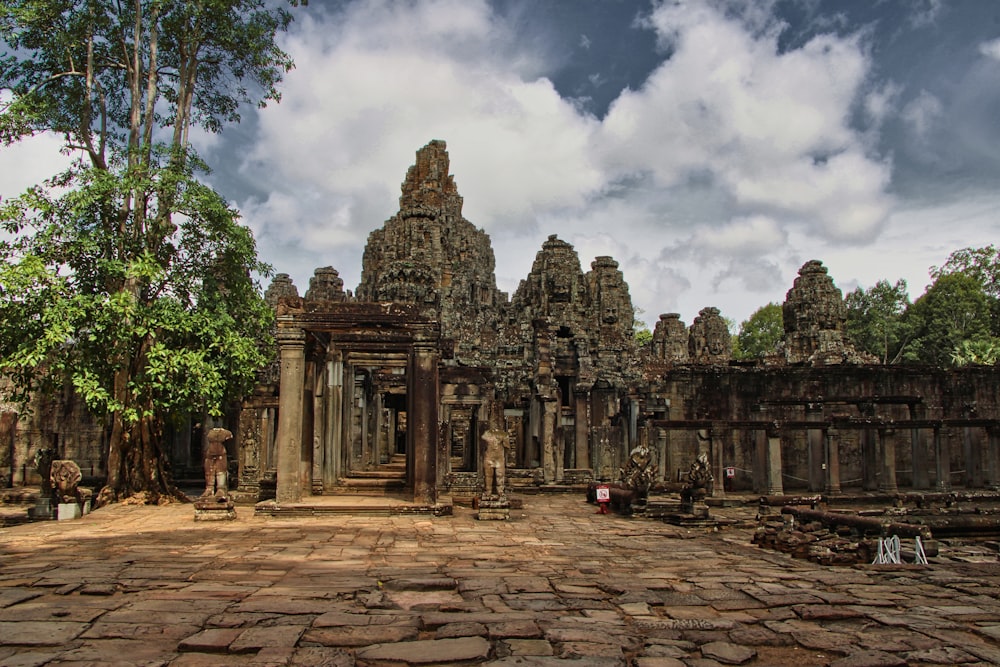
[{"left": 1, "top": 495, "right": 1000, "bottom": 666}]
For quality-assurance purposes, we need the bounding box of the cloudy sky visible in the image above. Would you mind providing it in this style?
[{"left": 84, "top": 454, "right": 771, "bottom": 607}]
[{"left": 5, "top": 0, "right": 1000, "bottom": 329}]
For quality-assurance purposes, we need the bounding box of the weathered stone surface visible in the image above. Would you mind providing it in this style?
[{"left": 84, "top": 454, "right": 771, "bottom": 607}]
[
  {"left": 301, "top": 624, "right": 418, "bottom": 647},
  {"left": 229, "top": 625, "right": 305, "bottom": 653},
  {"left": 828, "top": 650, "right": 908, "bottom": 667},
  {"left": 354, "top": 636, "right": 490, "bottom": 664},
  {"left": 0, "top": 621, "right": 87, "bottom": 645},
  {"left": 177, "top": 627, "right": 243, "bottom": 653},
  {"left": 699, "top": 641, "right": 756, "bottom": 665}
]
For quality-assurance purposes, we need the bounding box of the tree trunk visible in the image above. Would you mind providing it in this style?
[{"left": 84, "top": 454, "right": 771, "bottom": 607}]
[{"left": 98, "top": 409, "right": 184, "bottom": 506}]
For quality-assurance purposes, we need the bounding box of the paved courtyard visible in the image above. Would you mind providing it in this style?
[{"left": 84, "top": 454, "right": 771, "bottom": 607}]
[{"left": 1, "top": 494, "right": 1000, "bottom": 666}]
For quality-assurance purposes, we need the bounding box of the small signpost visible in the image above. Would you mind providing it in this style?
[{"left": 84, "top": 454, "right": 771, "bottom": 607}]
[{"left": 595, "top": 485, "right": 610, "bottom": 514}]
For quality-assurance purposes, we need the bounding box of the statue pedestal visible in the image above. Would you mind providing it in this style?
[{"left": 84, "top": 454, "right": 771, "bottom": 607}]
[
  {"left": 28, "top": 496, "right": 54, "bottom": 520},
  {"left": 194, "top": 497, "right": 237, "bottom": 521},
  {"left": 57, "top": 503, "right": 81, "bottom": 521},
  {"left": 476, "top": 496, "right": 510, "bottom": 521}
]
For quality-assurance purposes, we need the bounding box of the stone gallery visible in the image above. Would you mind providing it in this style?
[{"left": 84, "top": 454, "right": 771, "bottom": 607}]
[{"left": 232, "top": 140, "right": 1000, "bottom": 508}]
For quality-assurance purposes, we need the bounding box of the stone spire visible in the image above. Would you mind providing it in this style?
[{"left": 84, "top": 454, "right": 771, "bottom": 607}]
[
  {"left": 398, "top": 139, "right": 463, "bottom": 218},
  {"left": 356, "top": 141, "right": 503, "bottom": 364},
  {"left": 782, "top": 260, "right": 870, "bottom": 365},
  {"left": 688, "top": 307, "right": 732, "bottom": 364}
]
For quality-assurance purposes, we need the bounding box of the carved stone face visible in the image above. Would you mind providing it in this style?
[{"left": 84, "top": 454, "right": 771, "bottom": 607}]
[
  {"left": 602, "top": 305, "right": 618, "bottom": 324},
  {"left": 50, "top": 459, "right": 82, "bottom": 502}
]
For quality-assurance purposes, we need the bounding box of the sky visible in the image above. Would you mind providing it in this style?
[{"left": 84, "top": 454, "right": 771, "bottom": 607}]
[{"left": 4, "top": 0, "right": 1000, "bottom": 329}]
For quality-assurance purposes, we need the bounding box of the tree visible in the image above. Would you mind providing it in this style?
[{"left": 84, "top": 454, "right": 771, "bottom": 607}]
[
  {"left": 0, "top": 0, "right": 297, "bottom": 503},
  {"left": 931, "top": 245, "right": 1000, "bottom": 336},
  {"left": 844, "top": 279, "right": 911, "bottom": 364},
  {"left": 734, "top": 303, "right": 783, "bottom": 360},
  {"left": 904, "top": 273, "right": 992, "bottom": 366}
]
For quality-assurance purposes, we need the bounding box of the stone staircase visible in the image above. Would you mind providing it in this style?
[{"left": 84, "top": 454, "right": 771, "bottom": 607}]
[{"left": 333, "top": 454, "right": 408, "bottom": 496}]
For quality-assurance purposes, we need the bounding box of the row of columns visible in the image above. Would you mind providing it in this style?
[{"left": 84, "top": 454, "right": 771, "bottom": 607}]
[{"left": 754, "top": 424, "right": 1000, "bottom": 496}]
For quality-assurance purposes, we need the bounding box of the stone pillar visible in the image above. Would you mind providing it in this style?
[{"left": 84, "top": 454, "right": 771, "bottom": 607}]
[
  {"left": 878, "top": 428, "right": 898, "bottom": 494},
  {"left": 540, "top": 397, "right": 559, "bottom": 484},
  {"left": 964, "top": 426, "right": 983, "bottom": 488},
  {"left": 860, "top": 403, "right": 877, "bottom": 491},
  {"left": 934, "top": 426, "right": 950, "bottom": 491},
  {"left": 987, "top": 426, "right": 1000, "bottom": 490},
  {"left": 574, "top": 390, "right": 590, "bottom": 470},
  {"left": 275, "top": 327, "right": 306, "bottom": 504},
  {"left": 655, "top": 427, "right": 668, "bottom": 484},
  {"left": 409, "top": 341, "right": 439, "bottom": 505},
  {"left": 325, "top": 355, "right": 344, "bottom": 488},
  {"left": 806, "top": 403, "right": 825, "bottom": 493},
  {"left": 711, "top": 425, "right": 725, "bottom": 498},
  {"left": 766, "top": 424, "right": 784, "bottom": 496},
  {"left": 825, "top": 427, "right": 841, "bottom": 495},
  {"left": 910, "top": 404, "right": 929, "bottom": 489},
  {"left": 751, "top": 406, "right": 767, "bottom": 494}
]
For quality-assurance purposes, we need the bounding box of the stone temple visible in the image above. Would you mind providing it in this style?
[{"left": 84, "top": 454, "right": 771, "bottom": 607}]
[
  {"left": 2, "top": 141, "right": 999, "bottom": 509},
  {"left": 227, "top": 140, "right": 1000, "bottom": 508}
]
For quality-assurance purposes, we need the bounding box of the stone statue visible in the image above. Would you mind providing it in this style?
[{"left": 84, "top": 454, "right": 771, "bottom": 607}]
[
  {"left": 619, "top": 442, "right": 656, "bottom": 498},
  {"left": 203, "top": 428, "right": 232, "bottom": 498},
  {"left": 50, "top": 459, "right": 83, "bottom": 505},
  {"left": 33, "top": 447, "right": 56, "bottom": 498},
  {"left": 481, "top": 427, "right": 509, "bottom": 499},
  {"left": 681, "top": 452, "right": 714, "bottom": 505}
]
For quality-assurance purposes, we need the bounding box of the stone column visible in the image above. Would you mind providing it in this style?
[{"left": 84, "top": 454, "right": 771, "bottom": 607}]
[
  {"left": 934, "top": 426, "right": 950, "bottom": 491},
  {"left": 825, "top": 427, "right": 841, "bottom": 495},
  {"left": 910, "top": 404, "right": 929, "bottom": 489},
  {"left": 656, "top": 427, "right": 668, "bottom": 484},
  {"left": 540, "top": 397, "right": 559, "bottom": 484},
  {"left": 409, "top": 341, "right": 439, "bottom": 505},
  {"left": 574, "top": 390, "right": 590, "bottom": 471},
  {"left": 766, "top": 423, "right": 784, "bottom": 496},
  {"left": 860, "top": 403, "right": 877, "bottom": 491},
  {"left": 878, "top": 428, "right": 898, "bottom": 494},
  {"left": 275, "top": 327, "right": 306, "bottom": 504},
  {"left": 711, "top": 425, "right": 724, "bottom": 498},
  {"left": 987, "top": 426, "right": 1000, "bottom": 490},
  {"left": 964, "top": 426, "right": 983, "bottom": 488},
  {"left": 751, "top": 406, "right": 768, "bottom": 494},
  {"left": 806, "top": 402, "right": 825, "bottom": 492},
  {"left": 324, "top": 355, "right": 344, "bottom": 488}
]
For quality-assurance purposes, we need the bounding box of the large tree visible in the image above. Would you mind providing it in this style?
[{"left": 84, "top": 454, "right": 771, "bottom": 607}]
[
  {"left": 931, "top": 245, "right": 1000, "bottom": 336},
  {"left": 903, "top": 273, "right": 992, "bottom": 366},
  {"left": 0, "top": 0, "right": 296, "bottom": 503},
  {"left": 844, "top": 279, "right": 911, "bottom": 364},
  {"left": 733, "top": 302, "right": 783, "bottom": 360}
]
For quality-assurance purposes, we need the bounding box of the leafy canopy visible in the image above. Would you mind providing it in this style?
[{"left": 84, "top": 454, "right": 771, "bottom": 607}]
[
  {"left": 0, "top": 0, "right": 297, "bottom": 499},
  {"left": 844, "top": 279, "right": 911, "bottom": 364},
  {"left": 734, "top": 303, "right": 783, "bottom": 360}
]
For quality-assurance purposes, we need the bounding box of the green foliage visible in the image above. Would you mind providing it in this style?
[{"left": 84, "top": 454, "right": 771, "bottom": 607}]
[
  {"left": 0, "top": 161, "right": 274, "bottom": 421},
  {"left": 844, "top": 279, "right": 911, "bottom": 364},
  {"left": 931, "top": 245, "right": 1000, "bottom": 336},
  {"left": 0, "top": 0, "right": 295, "bottom": 499},
  {"left": 904, "top": 273, "right": 992, "bottom": 366},
  {"left": 734, "top": 303, "right": 783, "bottom": 360},
  {"left": 951, "top": 338, "right": 1000, "bottom": 367}
]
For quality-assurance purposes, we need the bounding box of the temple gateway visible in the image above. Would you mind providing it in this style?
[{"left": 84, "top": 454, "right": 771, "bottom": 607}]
[{"left": 229, "top": 140, "right": 1000, "bottom": 509}]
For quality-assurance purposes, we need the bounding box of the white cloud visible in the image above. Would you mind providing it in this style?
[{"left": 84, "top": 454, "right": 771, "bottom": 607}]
[
  {"left": 901, "top": 90, "right": 943, "bottom": 142},
  {"left": 979, "top": 38, "right": 1000, "bottom": 62},
  {"left": 230, "top": 0, "right": 897, "bottom": 325}
]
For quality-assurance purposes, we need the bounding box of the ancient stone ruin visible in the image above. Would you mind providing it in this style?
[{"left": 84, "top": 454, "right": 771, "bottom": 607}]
[
  {"left": 232, "top": 140, "right": 1000, "bottom": 513},
  {"left": 2, "top": 140, "right": 999, "bottom": 522}
]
